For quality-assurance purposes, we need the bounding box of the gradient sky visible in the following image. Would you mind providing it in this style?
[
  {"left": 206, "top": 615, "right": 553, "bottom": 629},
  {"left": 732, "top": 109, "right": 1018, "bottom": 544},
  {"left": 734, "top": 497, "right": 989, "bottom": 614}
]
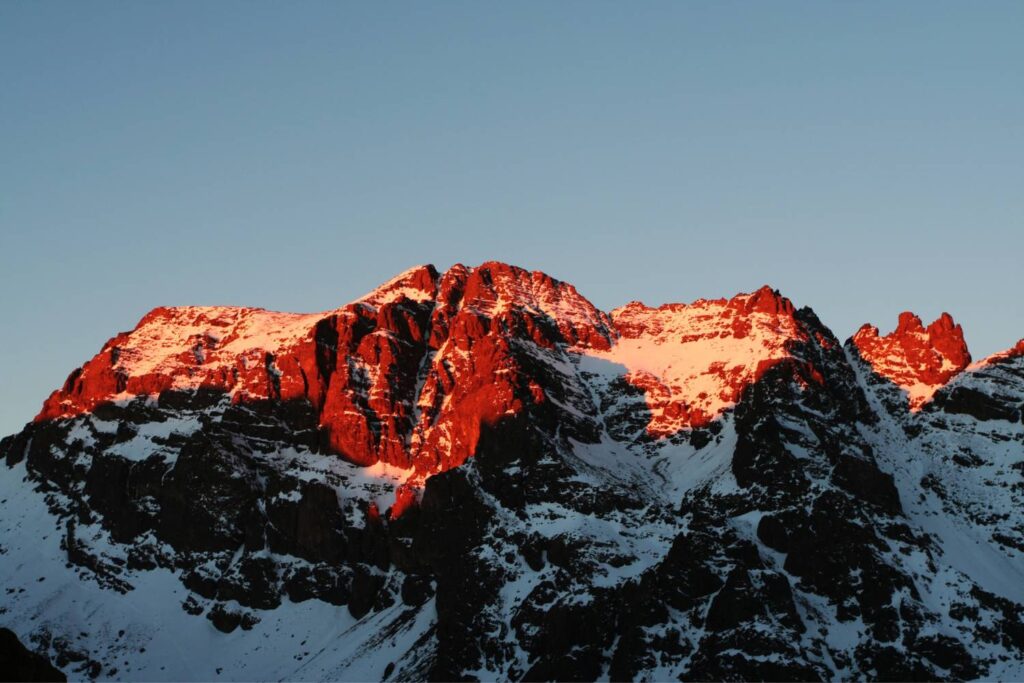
[{"left": 2, "top": 1, "right": 1022, "bottom": 436}]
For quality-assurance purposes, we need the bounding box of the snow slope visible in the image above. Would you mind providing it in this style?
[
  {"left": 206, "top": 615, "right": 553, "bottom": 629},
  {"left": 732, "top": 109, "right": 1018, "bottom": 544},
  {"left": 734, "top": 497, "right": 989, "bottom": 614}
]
[{"left": 2, "top": 263, "right": 1023, "bottom": 681}]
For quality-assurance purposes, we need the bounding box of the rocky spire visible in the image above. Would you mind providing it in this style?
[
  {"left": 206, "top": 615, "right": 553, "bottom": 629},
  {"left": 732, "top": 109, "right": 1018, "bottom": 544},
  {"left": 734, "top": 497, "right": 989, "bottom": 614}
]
[{"left": 851, "top": 311, "right": 970, "bottom": 409}]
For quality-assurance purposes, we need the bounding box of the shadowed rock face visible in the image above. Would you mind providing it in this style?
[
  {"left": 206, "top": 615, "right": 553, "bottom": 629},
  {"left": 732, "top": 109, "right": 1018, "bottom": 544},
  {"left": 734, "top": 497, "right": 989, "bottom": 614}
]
[{"left": 2, "top": 262, "right": 1024, "bottom": 681}]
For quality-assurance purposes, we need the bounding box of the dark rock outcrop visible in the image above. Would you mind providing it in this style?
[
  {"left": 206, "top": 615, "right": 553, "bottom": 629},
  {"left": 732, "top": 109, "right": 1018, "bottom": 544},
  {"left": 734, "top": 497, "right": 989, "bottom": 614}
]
[{"left": 0, "top": 629, "right": 65, "bottom": 683}]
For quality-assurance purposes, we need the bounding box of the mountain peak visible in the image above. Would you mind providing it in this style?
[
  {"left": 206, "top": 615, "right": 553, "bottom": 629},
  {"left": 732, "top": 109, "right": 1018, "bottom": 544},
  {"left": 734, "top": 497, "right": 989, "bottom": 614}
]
[
  {"left": 851, "top": 311, "right": 970, "bottom": 410},
  {"left": 357, "top": 264, "right": 439, "bottom": 306},
  {"left": 599, "top": 285, "right": 807, "bottom": 434},
  {"left": 895, "top": 311, "right": 925, "bottom": 334},
  {"left": 733, "top": 284, "right": 795, "bottom": 316}
]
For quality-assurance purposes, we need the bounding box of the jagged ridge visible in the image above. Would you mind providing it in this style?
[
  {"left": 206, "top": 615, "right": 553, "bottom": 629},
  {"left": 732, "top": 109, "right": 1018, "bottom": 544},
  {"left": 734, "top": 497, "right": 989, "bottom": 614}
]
[{"left": 2, "top": 262, "right": 1024, "bottom": 681}]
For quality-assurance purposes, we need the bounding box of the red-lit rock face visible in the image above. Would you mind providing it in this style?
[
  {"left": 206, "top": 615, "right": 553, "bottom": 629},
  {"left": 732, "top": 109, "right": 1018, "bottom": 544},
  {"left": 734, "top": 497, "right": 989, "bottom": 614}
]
[
  {"left": 851, "top": 312, "right": 971, "bottom": 410},
  {"left": 36, "top": 262, "right": 614, "bottom": 476},
  {"left": 388, "top": 484, "right": 418, "bottom": 520},
  {"left": 988, "top": 338, "right": 1024, "bottom": 363}
]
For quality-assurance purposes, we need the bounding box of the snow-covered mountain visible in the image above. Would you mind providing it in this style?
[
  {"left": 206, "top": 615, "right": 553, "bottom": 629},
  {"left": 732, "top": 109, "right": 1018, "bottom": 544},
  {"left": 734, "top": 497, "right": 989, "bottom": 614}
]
[{"left": 2, "top": 262, "right": 1022, "bottom": 681}]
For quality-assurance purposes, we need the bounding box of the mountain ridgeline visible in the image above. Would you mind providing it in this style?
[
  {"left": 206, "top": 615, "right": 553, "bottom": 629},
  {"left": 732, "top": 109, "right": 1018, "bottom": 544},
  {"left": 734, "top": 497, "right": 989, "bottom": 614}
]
[{"left": 1, "top": 262, "right": 1023, "bottom": 681}]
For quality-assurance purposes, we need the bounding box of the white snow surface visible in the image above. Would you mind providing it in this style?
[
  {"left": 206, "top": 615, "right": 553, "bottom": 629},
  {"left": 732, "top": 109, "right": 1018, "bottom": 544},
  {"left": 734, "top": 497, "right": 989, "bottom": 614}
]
[
  {"left": 0, "top": 457, "right": 430, "bottom": 682},
  {"left": 577, "top": 294, "right": 803, "bottom": 434},
  {"left": 850, "top": 347, "right": 1024, "bottom": 604},
  {"left": 120, "top": 306, "right": 322, "bottom": 379}
]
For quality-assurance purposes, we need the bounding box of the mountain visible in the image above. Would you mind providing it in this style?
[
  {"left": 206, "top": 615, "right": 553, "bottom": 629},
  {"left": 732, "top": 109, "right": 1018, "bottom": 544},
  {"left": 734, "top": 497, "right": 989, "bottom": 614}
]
[{"left": 1, "top": 261, "right": 1023, "bottom": 681}]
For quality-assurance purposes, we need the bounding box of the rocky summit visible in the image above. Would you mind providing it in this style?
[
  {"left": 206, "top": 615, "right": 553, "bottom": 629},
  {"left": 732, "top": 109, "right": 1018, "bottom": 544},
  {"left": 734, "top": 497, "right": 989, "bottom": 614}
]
[{"left": 1, "top": 261, "right": 1023, "bottom": 681}]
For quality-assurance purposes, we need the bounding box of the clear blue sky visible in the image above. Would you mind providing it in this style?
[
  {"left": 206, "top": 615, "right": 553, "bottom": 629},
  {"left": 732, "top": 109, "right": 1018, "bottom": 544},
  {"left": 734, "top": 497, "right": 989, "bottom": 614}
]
[{"left": 2, "top": 1, "right": 1022, "bottom": 436}]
